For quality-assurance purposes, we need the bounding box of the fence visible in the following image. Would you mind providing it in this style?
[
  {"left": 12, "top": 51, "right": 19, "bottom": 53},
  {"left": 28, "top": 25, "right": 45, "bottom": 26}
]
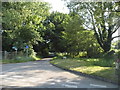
[
  {"left": 2, "top": 51, "right": 25, "bottom": 60},
  {"left": 0, "top": 51, "right": 2, "bottom": 60}
]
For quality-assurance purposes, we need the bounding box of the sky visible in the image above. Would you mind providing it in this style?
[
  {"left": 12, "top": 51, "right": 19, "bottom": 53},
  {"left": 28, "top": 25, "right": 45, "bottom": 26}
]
[{"left": 42, "top": 0, "right": 69, "bottom": 13}]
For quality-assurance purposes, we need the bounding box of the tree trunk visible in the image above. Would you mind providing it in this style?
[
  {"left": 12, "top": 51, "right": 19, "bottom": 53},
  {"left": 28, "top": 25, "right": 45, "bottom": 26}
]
[{"left": 102, "top": 41, "right": 111, "bottom": 53}]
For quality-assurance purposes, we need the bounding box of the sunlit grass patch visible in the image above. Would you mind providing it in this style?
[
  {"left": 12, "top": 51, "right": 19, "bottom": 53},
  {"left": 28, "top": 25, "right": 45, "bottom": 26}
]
[
  {"left": 32, "top": 56, "right": 41, "bottom": 60},
  {"left": 71, "top": 66, "right": 111, "bottom": 74},
  {"left": 86, "top": 58, "right": 99, "bottom": 61},
  {"left": 50, "top": 58, "right": 117, "bottom": 82}
]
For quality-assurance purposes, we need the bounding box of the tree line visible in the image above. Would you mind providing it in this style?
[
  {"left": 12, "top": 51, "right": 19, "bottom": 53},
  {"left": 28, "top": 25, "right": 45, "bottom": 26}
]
[{"left": 2, "top": 1, "right": 120, "bottom": 58}]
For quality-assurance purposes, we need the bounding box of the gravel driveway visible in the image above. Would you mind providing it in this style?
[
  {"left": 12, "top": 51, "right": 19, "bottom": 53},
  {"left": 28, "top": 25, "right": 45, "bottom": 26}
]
[{"left": 0, "top": 58, "right": 119, "bottom": 88}]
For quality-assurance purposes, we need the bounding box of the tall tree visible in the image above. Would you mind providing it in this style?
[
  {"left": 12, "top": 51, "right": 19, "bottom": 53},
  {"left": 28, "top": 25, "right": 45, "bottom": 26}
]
[
  {"left": 42, "top": 12, "right": 69, "bottom": 52},
  {"left": 66, "top": 1, "right": 120, "bottom": 52},
  {"left": 2, "top": 2, "right": 51, "bottom": 53},
  {"left": 62, "top": 14, "right": 101, "bottom": 57}
]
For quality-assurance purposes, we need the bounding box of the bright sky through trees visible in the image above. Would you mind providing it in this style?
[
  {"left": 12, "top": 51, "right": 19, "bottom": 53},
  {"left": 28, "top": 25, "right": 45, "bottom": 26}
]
[{"left": 43, "top": 0, "right": 69, "bottom": 13}]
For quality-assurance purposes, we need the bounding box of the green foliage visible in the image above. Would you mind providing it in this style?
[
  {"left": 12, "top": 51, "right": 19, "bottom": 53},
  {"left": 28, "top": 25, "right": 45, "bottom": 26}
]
[
  {"left": 2, "top": 56, "right": 36, "bottom": 64},
  {"left": 51, "top": 58, "right": 115, "bottom": 68},
  {"left": 50, "top": 58, "right": 117, "bottom": 82},
  {"left": 27, "top": 48, "right": 37, "bottom": 57},
  {"left": 55, "top": 53, "right": 71, "bottom": 59},
  {"left": 3, "top": 1, "right": 119, "bottom": 59},
  {"left": 52, "top": 56, "right": 115, "bottom": 67},
  {"left": 115, "top": 50, "right": 120, "bottom": 59},
  {"left": 14, "top": 25, "right": 42, "bottom": 45},
  {"left": 33, "top": 42, "right": 49, "bottom": 57},
  {"left": 66, "top": 1, "right": 120, "bottom": 52},
  {"left": 114, "top": 40, "right": 120, "bottom": 49},
  {"left": 75, "top": 52, "right": 87, "bottom": 58},
  {"left": 61, "top": 14, "right": 102, "bottom": 57},
  {"left": 2, "top": 2, "right": 51, "bottom": 55},
  {"left": 89, "top": 58, "right": 115, "bottom": 67},
  {"left": 33, "top": 12, "right": 70, "bottom": 56},
  {"left": 2, "top": 30, "right": 14, "bottom": 51},
  {"left": 103, "top": 50, "right": 116, "bottom": 60},
  {"left": 42, "top": 12, "right": 69, "bottom": 52}
]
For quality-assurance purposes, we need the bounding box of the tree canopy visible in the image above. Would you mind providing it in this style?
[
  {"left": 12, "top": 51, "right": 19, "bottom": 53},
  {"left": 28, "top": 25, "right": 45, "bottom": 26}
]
[
  {"left": 2, "top": 1, "right": 120, "bottom": 58},
  {"left": 61, "top": 13, "right": 102, "bottom": 57},
  {"left": 2, "top": 2, "right": 51, "bottom": 53},
  {"left": 66, "top": 1, "right": 120, "bottom": 52}
]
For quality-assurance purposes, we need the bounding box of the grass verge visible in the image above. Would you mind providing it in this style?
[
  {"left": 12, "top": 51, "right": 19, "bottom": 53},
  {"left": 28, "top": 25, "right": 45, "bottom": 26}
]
[
  {"left": 2, "top": 56, "right": 41, "bottom": 64},
  {"left": 50, "top": 58, "right": 118, "bottom": 83}
]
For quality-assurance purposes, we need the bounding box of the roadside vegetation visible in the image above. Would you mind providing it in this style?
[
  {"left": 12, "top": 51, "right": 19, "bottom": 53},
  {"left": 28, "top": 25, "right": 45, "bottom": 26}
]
[
  {"left": 50, "top": 50, "right": 120, "bottom": 83},
  {"left": 2, "top": 56, "right": 41, "bottom": 64},
  {"left": 50, "top": 57, "right": 118, "bottom": 83}
]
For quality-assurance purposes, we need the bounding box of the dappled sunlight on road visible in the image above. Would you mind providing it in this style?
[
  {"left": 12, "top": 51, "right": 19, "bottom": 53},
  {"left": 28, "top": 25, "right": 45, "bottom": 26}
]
[
  {"left": 1, "top": 60, "right": 80, "bottom": 88},
  {"left": 0, "top": 59, "right": 118, "bottom": 88}
]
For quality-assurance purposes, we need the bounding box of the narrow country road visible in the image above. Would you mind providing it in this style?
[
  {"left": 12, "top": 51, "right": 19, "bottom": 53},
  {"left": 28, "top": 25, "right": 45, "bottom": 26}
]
[{"left": 0, "top": 58, "right": 119, "bottom": 88}]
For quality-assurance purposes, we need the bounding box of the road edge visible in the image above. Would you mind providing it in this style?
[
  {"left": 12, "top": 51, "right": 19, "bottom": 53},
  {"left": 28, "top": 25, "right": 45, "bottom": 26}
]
[{"left": 49, "top": 59, "right": 119, "bottom": 86}]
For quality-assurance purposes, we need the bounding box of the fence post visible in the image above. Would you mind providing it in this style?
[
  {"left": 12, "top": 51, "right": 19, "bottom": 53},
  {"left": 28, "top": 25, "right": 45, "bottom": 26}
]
[
  {"left": 0, "top": 51, "right": 2, "bottom": 60},
  {"left": 16, "top": 50, "right": 17, "bottom": 57},
  {"left": 115, "top": 59, "right": 120, "bottom": 86},
  {"left": 4, "top": 51, "right": 7, "bottom": 60}
]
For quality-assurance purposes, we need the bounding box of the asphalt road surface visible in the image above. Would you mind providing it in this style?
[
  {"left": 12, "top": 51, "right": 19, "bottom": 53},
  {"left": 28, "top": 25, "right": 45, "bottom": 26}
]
[{"left": 0, "top": 58, "right": 119, "bottom": 88}]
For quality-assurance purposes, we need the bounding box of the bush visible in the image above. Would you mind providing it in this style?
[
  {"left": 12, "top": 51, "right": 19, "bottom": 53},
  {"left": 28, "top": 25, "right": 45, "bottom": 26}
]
[
  {"left": 77, "top": 52, "right": 87, "bottom": 58},
  {"left": 15, "top": 56, "right": 35, "bottom": 61},
  {"left": 103, "top": 50, "right": 115, "bottom": 59},
  {"left": 55, "top": 53, "right": 70, "bottom": 58},
  {"left": 92, "top": 59, "right": 115, "bottom": 67},
  {"left": 115, "top": 50, "right": 120, "bottom": 59},
  {"left": 2, "top": 56, "right": 36, "bottom": 64},
  {"left": 28, "top": 48, "right": 36, "bottom": 57},
  {"left": 84, "top": 58, "right": 114, "bottom": 67},
  {"left": 86, "top": 46, "right": 103, "bottom": 58}
]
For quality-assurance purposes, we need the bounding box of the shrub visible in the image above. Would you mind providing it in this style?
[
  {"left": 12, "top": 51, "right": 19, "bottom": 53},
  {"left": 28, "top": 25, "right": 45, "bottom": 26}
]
[
  {"left": 77, "top": 52, "right": 87, "bottom": 58},
  {"left": 116, "top": 50, "right": 120, "bottom": 59},
  {"left": 86, "top": 58, "right": 114, "bottom": 67},
  {"left": 86, "top": 46, "right": 103, "bottom": 58},
  {"left": 2, "top": 56, "right": 36, "bottom": 64},
  {"left": 15, "top": 56, "right": 35, "bottom": 61},
  {"left": 103, "top": 50, "right": 115, "bottom": 59},
  {"left": 28, "top": 48, "right": 36, "bottom": 57},
  {"left": 92, "top": 59, "right": 114, "bottom": 67}
]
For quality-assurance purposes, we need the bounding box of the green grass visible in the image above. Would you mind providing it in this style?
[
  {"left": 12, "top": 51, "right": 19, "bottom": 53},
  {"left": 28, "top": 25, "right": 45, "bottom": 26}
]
[
  {"left": 50, "top": 58, "right": 118, "bottom": 83},
  {"left": 2, "top": 56, "right": 41, "bottom": 64}
]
